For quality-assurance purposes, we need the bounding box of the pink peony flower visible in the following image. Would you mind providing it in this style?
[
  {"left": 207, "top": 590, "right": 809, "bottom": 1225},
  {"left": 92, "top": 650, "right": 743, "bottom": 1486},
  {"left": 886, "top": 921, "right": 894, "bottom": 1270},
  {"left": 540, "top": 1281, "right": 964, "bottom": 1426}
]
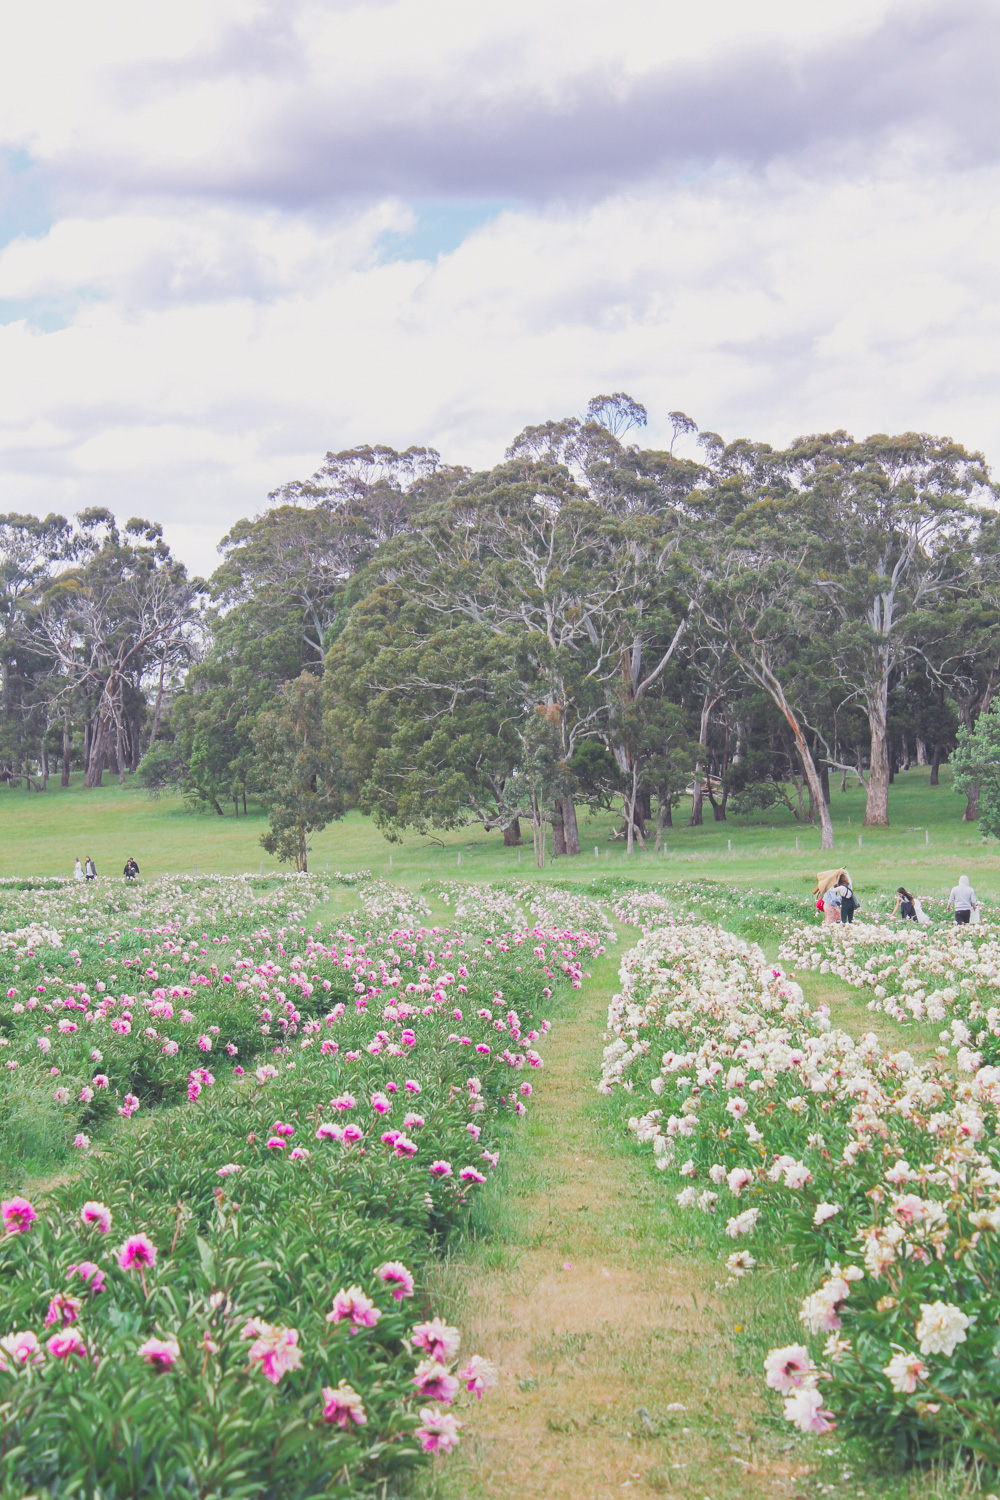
[
  {"left": 0, "top": 1329, "right": 42, "bottom": 1368},
  {"left": 377, "top": 1262, "right": 415, "bottom": 1301},
  {"left": 458, "top": 1167, "right": 486, "bottom": 1185},
  {"left": 410, "top": 1318, "right": 461, "bottom": 1364},
  {"left": 2, "top": 1197, "right": 37, "bottom": 1235},
  {"left": 289, "top": 1147, "right": 310, "bottom": 1161},
  {"left": 81, "top": 1201, "right": 112, "bottom": 1234},
  {"left": 117, "top": 1233, "right": 158, "bottom": 1272},
  {"left": 44, "top": 1294, "right": 83, "bottom": 1327},
  {"left": 415, "top": 1406, "right": 462, "bottom": 1454},
  {"left": 241, "top": 1319, "right": 302, "bottom": 1384},
  {"left": 458, "top": 1354, "right": 498, "bottom": 1398},
  {"left": 783, "top": 1386, "right": 835, "bottom": 1434},
  {"left": 429, "top": 1160, "right": 453, "bottom": 1178},
  {"left": 137, "top": 1336, "right": 180, "bottom": 1369},
  {"left": 46, "top": 1329, "right": 87, "bottom": 1360},
  {"left": 68, "top": 1261, "right": 106, "bottom": 1294},
  {"left": 320, "top": 1380, "right": 367, "bottom": 1428},
  {"left": 72, "top": 1133, "right": 91, "bottom": 1149},
  {"left": 413, "top": 1359, "right": 460, "bottom": 1403},
  {"left": 217, "top": 1164, "right": 243, "bottom": 1177},
  {"left": 326, "top": 1286, "right": 381, "bottom": 1333},
  {"left": 764, "top": 1344, "right": 815, "bottom": 1394},
  {"left": 266, "top": 1136, "right": 286, "bottom": 1150}
]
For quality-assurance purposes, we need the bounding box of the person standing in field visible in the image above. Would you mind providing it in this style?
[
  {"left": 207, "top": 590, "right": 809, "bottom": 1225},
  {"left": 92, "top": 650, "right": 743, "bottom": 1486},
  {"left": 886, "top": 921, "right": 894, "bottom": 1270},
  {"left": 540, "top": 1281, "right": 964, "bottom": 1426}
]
[
  {"left": 73, "top": 858, "right": 84, "bottom": 882},
  {"left": 822, "top": 883, "right": 843, "bottom": 925},
  {"left": 123, "top": 857, "right": 140, "bottom": 882},
  {"left": 84, "top": 856, "right": 97, "bottom": 881},
  {"left": 814, "top": 868, "right": 852, "bottom": 925},
  {"left": 947, "top": 875, "right": 978, "bottom": 925}
]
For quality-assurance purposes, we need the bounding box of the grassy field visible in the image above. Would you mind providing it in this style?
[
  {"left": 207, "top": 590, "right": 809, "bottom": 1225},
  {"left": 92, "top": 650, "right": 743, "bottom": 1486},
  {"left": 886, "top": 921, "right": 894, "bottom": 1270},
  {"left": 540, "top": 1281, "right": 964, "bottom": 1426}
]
[{"left": 1, "top": 765, "right": 998, "bottom": 900}]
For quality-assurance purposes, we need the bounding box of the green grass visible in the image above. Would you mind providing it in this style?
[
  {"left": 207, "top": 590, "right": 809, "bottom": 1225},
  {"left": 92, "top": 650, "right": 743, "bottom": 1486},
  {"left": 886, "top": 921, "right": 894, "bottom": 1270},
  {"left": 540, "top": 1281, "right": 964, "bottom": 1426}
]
[{"left": 1, "top": 766, "right": 997, "bottom": 902}]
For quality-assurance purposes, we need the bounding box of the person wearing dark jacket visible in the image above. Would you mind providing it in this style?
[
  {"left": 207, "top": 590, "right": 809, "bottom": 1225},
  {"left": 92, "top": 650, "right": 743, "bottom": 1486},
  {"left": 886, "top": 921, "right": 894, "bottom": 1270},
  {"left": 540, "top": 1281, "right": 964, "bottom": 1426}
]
[
  {"left": 84, "top": 856, "right": 97, "bottom": 881},
  {"left": 839, "top": 883, "right": 860, "bottom": 923},
  {"left": 123, "top": 858, "right": 140, "bottom": 882}
]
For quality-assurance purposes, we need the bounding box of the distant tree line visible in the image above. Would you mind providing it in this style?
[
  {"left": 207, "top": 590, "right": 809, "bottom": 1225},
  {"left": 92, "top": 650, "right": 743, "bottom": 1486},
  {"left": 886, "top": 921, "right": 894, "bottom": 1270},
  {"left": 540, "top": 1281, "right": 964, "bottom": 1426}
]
[{"left": 3, "top": 396, "right": 999, "bottom": 866}]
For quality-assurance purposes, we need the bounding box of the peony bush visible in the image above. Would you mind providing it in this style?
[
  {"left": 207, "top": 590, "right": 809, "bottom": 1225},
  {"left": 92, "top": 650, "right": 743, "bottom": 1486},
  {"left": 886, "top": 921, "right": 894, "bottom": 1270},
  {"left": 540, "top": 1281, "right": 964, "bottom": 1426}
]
[
  {"left": 598, "top": 916, "right": 1000, "bottom": 1468},
  {"left": 0, "top": 873, "right": 602, "bottom": 1497}
]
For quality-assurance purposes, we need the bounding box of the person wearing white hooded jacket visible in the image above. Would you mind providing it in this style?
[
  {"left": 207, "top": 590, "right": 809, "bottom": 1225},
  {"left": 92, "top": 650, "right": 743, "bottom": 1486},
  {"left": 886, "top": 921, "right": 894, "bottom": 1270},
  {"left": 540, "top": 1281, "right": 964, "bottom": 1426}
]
[{"left": 947, "top": 875, "right": 978, "bottom": 925}]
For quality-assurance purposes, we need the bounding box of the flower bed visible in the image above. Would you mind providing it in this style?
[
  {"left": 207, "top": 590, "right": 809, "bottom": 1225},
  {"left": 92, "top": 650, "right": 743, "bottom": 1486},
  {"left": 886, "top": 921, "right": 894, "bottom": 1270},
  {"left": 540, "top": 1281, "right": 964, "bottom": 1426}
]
[
  {"left": 598, "top": 919, "right": 1000, "bottom": 1468},
  {"left": 0, "top": 875, "right": 601, "bottom": 1497}
]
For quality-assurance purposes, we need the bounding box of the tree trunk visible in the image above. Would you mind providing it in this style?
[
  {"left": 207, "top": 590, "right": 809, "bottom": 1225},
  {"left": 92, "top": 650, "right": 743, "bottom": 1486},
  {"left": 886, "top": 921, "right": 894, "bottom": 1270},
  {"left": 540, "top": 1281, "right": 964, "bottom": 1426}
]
[
  {"left": 298, "top": 821, "right": 307, "bottom": 872},
  {"left": 916, "top": 737, "right": 928, "bottom": 766},
  {"left": 242, "top": 788, "right": 247, "bottom": 815},
  {"left": 84, "top": 714, "right": 111, "bottom": 788},
  {"left": 863, "top": 693, "right": 890, "bottom": 827},
  {"left": 61, "top": 712, "right": 71, "bottom": 788},
  {"left": 820, "top": 761, "right": 830, "bottom": 805},
  {"left": 840, "top": 768, "right": 848, "bottom": 793},
  {"left": 551, "top": 804, "right": 567, "bottom": 857},
  {"left": 147, "top": 652, "right": 168, "bottom": 754},
  {"left": 502, "top": 817, "right": 521, "bottom": 846},
  {"left": 561, "top": 797, "right": 580, "bottom": 856},
  {"left": 661, "top": 794, "right": 672, "bottom": 827},
  {"left": 654, "top": 799, "right": 665, "bottom": 852},
  {"left": 963, "top": 786, "right": 981, "bottom": 822},
  {"left": 929, "top": 742, "right": 942, "bottom": 786},
  {"left": 116, "top": 719, "right": 128, "bottom": 786},
  {"left": 706, "top": 777, "right": 726, "bottom": 821},
  {"left": 689, "top": 779, "right": 703, "bottom": 826}
]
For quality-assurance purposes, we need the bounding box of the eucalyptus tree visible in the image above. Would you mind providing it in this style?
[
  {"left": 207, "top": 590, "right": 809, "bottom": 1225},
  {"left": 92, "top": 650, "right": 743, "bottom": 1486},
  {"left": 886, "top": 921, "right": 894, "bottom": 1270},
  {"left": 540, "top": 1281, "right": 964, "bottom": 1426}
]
[
  {"left": 30, "top": 511, "right": 203, "bottom": 787},
  {"left": 254, "top": 672, "right": 346, "bottom": 871},
  {"left": 789, "top": 431, "right": 995, "bottom": 826},
  {"left": 374, "top": 455, "right": 628, "bottom": 854},
  {"left": 323, "top": 583, "right": 527, "bottom": 843},
  {"left": 0, "top": 513, "right": 72, "bottom": 786},
  {"left": 216, "top": 444, "right": 465, "bottom": 668}
]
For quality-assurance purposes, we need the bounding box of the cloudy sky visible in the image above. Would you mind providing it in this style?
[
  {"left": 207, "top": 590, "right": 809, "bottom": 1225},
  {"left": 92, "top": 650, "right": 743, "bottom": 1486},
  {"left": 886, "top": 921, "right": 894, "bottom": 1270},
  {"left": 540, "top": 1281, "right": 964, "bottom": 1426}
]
[{"left": 0, "top": 0, "right": 997, "bottom": 573}]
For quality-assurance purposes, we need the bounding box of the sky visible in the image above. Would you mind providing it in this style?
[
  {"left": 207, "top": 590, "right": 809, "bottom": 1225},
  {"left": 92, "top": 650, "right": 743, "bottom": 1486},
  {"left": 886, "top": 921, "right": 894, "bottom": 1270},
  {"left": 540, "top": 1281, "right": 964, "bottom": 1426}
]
[{"left": 0, "top": 0, "right": 998, "bottom": 575}]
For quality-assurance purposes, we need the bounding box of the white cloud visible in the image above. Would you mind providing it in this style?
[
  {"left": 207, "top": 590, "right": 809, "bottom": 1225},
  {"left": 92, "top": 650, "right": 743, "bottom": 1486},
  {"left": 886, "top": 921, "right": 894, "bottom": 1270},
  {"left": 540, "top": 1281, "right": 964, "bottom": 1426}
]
[
  {"left": 1, "top": 156, "right": 999, "bottom": 572},
  {"left": 0, "top": 1, "right": 997, "bottom": 574}
]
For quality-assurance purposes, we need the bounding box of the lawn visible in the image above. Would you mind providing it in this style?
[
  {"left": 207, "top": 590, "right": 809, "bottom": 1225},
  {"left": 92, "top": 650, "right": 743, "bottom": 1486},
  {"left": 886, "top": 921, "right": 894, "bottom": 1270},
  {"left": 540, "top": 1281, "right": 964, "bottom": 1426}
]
[{"left": 1, "top": 766, "right": 997, "bottom": 901}]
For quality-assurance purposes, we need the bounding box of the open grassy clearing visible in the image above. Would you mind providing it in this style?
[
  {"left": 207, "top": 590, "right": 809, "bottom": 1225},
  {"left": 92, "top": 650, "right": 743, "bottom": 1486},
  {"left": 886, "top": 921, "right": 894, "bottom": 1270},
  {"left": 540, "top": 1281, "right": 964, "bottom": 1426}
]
[{"left": 2, "top": 767, "right": 999, "bottom": 902}]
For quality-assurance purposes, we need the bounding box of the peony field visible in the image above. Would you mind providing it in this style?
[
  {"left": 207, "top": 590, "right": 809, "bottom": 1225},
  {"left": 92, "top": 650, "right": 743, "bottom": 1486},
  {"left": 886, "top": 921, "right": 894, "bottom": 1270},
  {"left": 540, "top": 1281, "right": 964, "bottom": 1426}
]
[{"left": 2, "top": 858, "right": 1000, "bottom": 1498}]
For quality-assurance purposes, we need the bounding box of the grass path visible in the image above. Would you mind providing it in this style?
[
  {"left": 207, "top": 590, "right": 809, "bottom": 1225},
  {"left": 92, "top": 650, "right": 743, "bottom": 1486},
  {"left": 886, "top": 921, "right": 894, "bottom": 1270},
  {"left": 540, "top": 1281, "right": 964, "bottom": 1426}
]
[{"left": 424, "top": 943, "right": 821, "bottom": 1500}]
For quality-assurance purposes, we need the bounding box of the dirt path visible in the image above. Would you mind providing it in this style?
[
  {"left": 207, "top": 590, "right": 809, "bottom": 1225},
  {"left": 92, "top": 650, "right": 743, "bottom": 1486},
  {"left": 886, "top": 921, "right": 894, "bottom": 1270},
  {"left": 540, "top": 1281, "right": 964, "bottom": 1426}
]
[{"left": 428, "top": 946, "right": 814, "bottom": 1500}]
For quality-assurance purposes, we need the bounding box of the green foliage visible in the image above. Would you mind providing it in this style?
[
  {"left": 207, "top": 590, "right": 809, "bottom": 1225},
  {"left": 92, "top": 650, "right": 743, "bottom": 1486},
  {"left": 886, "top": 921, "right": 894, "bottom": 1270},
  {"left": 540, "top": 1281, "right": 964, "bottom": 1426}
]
[
  {"left": 952, "top": 698, "right": 1000, "bottom": 837},
  {"left": 254, "top": 673, "right": 347, "bottom": 870}
]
